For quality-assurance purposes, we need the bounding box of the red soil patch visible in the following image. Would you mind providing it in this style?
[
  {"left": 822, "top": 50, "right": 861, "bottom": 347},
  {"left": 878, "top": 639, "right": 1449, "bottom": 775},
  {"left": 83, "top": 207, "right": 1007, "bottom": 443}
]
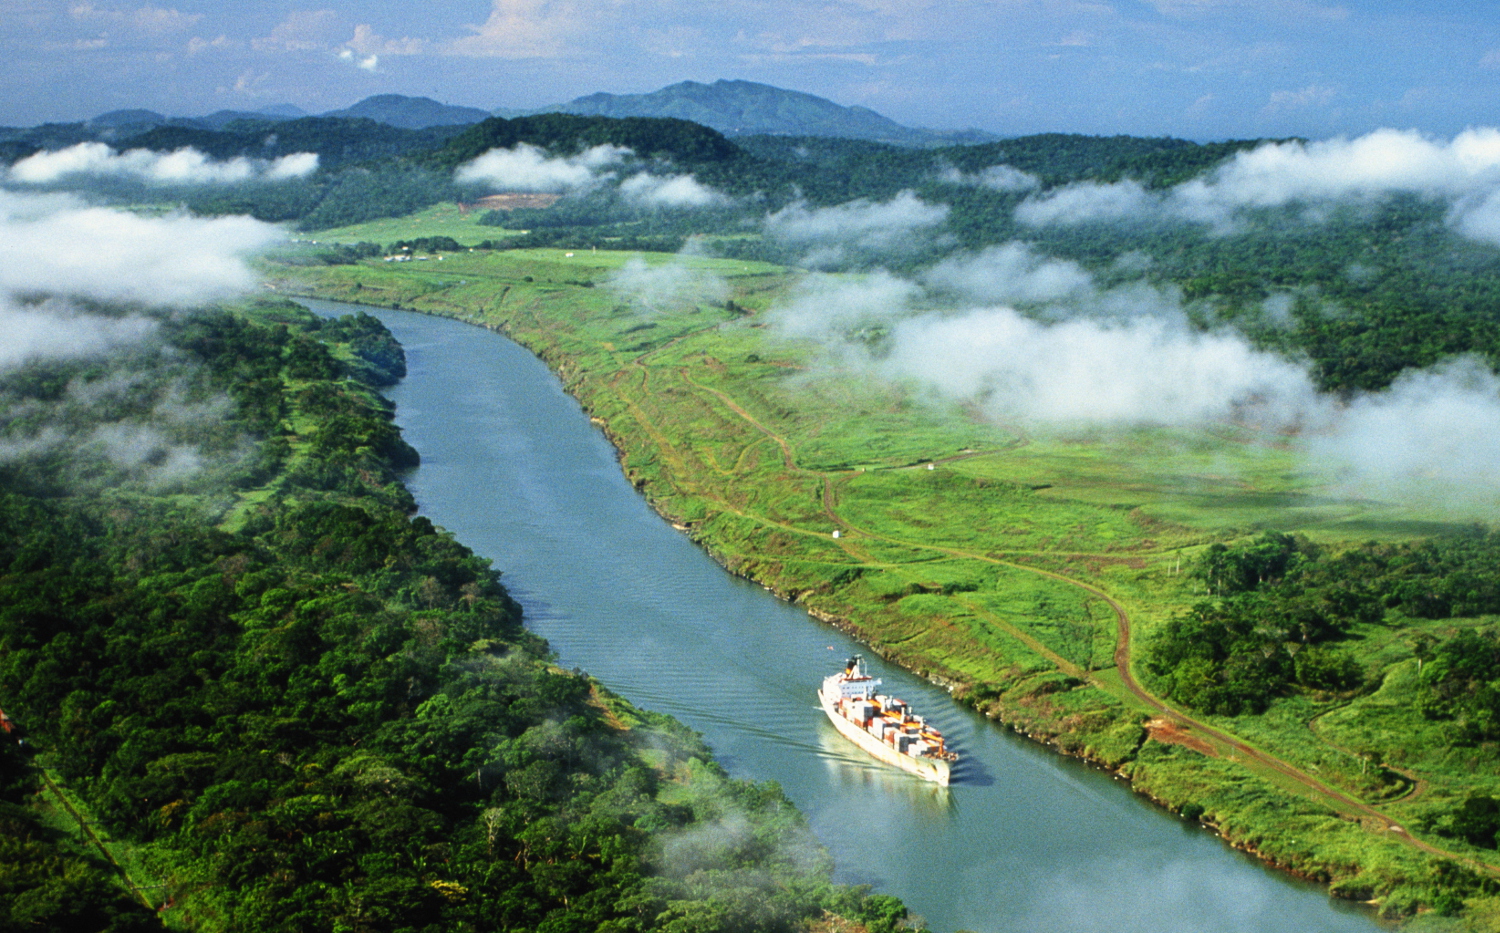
[
  {"left": 470, "top": 193, "right": 561, "bottom": 211},
  {"left": 1145, "top": 716, "right": 1217, "bottom": 757}
]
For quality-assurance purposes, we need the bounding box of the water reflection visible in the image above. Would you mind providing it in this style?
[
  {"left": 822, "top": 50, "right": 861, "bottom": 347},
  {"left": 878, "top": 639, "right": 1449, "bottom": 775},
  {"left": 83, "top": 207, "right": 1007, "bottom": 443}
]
[{"left": 813, "top": 722, "right": 959, "bottom": 821}]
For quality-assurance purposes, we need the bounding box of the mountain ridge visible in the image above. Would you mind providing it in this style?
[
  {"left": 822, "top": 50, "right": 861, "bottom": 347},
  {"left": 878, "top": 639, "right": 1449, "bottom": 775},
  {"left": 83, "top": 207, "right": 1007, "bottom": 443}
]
[
  {"left": 67, "top": 83, "right": 997, "bottom": 147},
  {"left": 536, "top": 80, "right": 997, "bottom": 146},
  {"left": 322, "top": 94, "right": 492, "bottom": 130}
]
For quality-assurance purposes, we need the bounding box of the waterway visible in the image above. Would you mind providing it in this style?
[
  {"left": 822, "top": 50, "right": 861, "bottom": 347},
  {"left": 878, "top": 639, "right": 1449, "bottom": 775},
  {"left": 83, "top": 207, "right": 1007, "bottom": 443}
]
[{"left": 301, "top": 299, "right": 1383, "bottom": 933}]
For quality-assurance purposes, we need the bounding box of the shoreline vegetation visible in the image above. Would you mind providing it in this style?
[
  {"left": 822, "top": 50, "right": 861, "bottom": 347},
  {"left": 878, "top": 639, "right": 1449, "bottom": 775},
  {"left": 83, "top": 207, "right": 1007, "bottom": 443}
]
[
  {"left": 0, "top": 300, "right": 907, "bottom": 933},
  {"left": 277, "top": 245, "right": 1500, "bottom": 929}
]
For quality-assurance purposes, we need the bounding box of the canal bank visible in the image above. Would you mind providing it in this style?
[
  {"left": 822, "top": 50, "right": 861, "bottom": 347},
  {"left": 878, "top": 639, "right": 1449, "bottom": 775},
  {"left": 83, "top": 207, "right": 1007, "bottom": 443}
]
[{"left": 300, "top": 297, "right": 1383, "bottom": 933}]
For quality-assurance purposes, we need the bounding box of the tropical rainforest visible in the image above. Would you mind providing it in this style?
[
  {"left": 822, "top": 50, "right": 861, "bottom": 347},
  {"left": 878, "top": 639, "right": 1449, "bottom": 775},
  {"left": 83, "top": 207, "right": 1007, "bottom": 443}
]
[
  {"left": 0, "top": 302, "right": 903, "bottom": 932},
  {"left": 9, "top": 106, "right": 1500, "bottom": 928}
]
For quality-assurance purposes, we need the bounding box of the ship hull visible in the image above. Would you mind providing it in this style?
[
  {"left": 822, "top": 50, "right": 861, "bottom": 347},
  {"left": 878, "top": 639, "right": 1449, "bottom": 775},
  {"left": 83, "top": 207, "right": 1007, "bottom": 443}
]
[{"left": 818, "top": 687, "right": 951, "bottom": 786}]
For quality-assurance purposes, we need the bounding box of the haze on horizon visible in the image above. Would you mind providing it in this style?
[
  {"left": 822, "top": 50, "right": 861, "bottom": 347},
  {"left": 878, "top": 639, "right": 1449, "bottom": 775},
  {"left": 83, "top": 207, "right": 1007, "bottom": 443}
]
[{"left": 4, "top": 0, "right": 1499, "bottom": 141}]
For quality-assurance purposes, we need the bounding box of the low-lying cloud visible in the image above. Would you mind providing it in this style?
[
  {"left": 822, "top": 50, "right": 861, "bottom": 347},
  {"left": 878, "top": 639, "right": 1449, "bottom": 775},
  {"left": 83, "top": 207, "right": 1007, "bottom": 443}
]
[
  {"left": 776, "top": 267, "right": 1313, "bottom": 429},
  {"left": 923, "top": 242, "right": 1096, "bottom": 306},
  {"left": 0, "top": 297, "right": 158, "bottom": 371},
  {"left": 9, "top": 142, "right": 318, "bottom": 185},
  {"left": 1016, "top": 179, "right": 1154, "bottom": 227},
  {"left": 1017, "top": 127, "right": 1500, "bottom": 242},
  {"left": 0, "top": 189, "right": 283, "bottom": 305},
  {"left": 605, "top": 254, "right": 729, "bottom": 311},
  {"left": 771, "top": 242, "right": 1500, "bottom": 515},
  {"left": 765, "top": 191, "right": 949, "bottom": 267},
  {"left": 618, "top": 171, "right": 726, "bottom": 208},
  {"left": 1308, "top": 358, "right": 1500, "bottom": 511},
  {"left": 881, "top": 307, "right": 1315, "bottom": 427},
  {"left": 938, "top": 163, "right": 1040, "bottom": 192},
  {"left": 455, "top": 142, "right": 628, "bottom": 192},
  {"left": 0, "top": 189, "right": 281, "bottom": 492},
  {"left": 456, "top": 144, "right": 727, "bottom": 208},
  {"left": 0, "top": 366, "right": 247, "bottom": 492}
]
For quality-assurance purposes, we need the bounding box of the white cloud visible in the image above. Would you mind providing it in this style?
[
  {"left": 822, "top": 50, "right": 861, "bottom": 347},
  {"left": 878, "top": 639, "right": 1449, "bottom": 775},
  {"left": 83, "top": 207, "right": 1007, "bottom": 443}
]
[
  {"left": 606, "top": 254, "right": 729, "bottom": 310},
  {"left": 337, "top": 47, "right": 379, "bottom": 71},
  {"left": 9, "top": 142, "right": 319, "bottom": 185},
  {"left": 0, "top": 155, "right": 280, "bottom": 494},
  {"left": 455, "top": 142, "right": 628, "bottom": 193},
  {"left": 618, "top": 172, "right": 726, "bottom": 208},
  {"left": 769, "top": 269, "right": 921, "bottom": 341},
  {"left": 0, "top": 359, "right": 245, "bottom": 490},
  {"left": 1017, "top": 127, "right": 1500, "bottom": 239},
  {"left": 1261, "top": 84, "right": 1338, "bottom": 114},
  {"left": 1141, "top": 0, "right": 1348, "bottom": 21},
  {"left": 69, "top": 3, "right": 202, "bottom": 35},
  {"left": 446, "top": 0, "right": 593, "bottom": 58},
  {"left": 769, "top": 191, "right": 948, "bottom": 248},
  {"left": 0, "top": 189, "right": 283, "bottom": 305},
  {"left": 251, "top": 10, "right": 339, "bottom": 52},
  {"left": 1450, "top": 188, "right": 1500, "bottom": 243},
  {"left": 186, "top": 33, "right": 232, "bottom": 54},
  {"left": 923, "top": 242, "right": 1096, "bottom": 306},
  {"left": 880, "top": 305, "right": 1315, "bottom": 427},
  {"left": 458, "top": 147, "right": 725, "bottom": 206},
  {"left": 345, "top": 23, "right": 426, "bottom": 56},
  {"left": 938, "top": 163, "right": 1040, "bottom": 192},
  {"left": 770, "top": 242, "right": 1500, "bottom": 515},
  {"left": 1308, "top": 357, "right": 1500, "bottom": 512},
  {"left": 765, "top": 191, "right": 948, "bottom": 266},
  {"left": 263, "top": 151, "right": 319, "bottom": 180},
  {"left": 1176, "top": 127, "right": 1500, "bottom": 208},
  {"left": 86, "top": 421, "right": 202, "bottom": 480},
  {"left": 774, "top": 265, "right": 1311, "bottom": 428},
  {"left": 1015, "top": 179, "right": 1155, "bottom": 226},
  {"left": 0, "top": 296, "right": 157, "bottom": 371}
]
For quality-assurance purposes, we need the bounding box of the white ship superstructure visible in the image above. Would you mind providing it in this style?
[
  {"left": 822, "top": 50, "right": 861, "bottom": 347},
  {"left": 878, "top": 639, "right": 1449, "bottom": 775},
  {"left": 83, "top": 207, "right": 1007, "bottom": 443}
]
[{"left": 817, "top": 656, "right": 956, "bottom": 786}]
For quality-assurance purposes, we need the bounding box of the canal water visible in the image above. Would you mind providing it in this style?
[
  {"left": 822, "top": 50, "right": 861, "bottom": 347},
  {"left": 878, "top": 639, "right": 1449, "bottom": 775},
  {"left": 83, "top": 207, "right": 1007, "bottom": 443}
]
[{"left": 301, "top": 299, "right": 1382, "bottom": 933}]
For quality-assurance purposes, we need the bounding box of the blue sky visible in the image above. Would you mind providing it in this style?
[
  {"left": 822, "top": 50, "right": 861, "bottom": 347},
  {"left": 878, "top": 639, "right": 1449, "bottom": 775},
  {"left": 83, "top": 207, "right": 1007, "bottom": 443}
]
[{"left": 4, "top": 0, "right": 1500, "bottom": 140}]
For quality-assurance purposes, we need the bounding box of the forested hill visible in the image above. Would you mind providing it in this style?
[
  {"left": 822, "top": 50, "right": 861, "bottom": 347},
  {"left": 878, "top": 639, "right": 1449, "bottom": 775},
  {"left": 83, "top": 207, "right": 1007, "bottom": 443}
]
[
  {"left": 540, "top": 79, "right": 995, "bottom": 146},
  {"left": 10, "top": 108, "right": 1500, "bottom": 395},
  {"left": 2, "top": 107, "right": 1259, "bottom": 228},
  {"left": 429, "top": 113, "right": 747, "bottom": 169},
  {"left": 322, "top": 94, "right": 492, "bottom": 130},
  {"left": 0, "top": 302, "right": 904, "bottom": 933}
]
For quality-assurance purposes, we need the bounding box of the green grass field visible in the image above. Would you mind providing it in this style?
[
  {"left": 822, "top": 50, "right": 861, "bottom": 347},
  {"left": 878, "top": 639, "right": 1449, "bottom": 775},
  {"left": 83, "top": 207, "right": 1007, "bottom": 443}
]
[
  {"left": 297, "top": 202, "right": 519, "bottom": 246},
  {"left": 276, "top": 247, "right": 1500, "bottom": 927}
]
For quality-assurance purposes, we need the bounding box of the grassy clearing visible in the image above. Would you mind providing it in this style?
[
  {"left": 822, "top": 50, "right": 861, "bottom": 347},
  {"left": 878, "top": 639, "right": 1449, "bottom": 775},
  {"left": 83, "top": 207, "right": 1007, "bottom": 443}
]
[
  {"left": 276, "top": 248, "right": 1500, "bottom": 926},
  {"left": 298, "top": 201, "right": 519, "bottom": 246}
]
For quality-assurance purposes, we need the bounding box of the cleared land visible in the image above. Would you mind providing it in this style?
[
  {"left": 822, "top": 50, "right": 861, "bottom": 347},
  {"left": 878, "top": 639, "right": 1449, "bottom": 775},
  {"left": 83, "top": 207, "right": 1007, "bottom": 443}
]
[
  {"left": 276, "top": 245, "right": 1500, "bottom": 926},
  {"left": 298, "top": 201, "right": 517, "bottom": 246}
]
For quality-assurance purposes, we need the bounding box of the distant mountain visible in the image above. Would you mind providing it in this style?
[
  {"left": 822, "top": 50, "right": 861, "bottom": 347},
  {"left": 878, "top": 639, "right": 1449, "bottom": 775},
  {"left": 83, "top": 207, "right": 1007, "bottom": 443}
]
[
  {"left": 256, "top": 104, "right": 307, "bottom": 119},
  {"left": 87, "top": 109, "right": 165, "bottom": 128},
  {"left": 322, "top": 95, "right": 491, "bottom": 130},
  {"left": 50, "top": 84, "right": 990, "bottom": 155},
  {"left": 81, "top": 106, "right": 304, "bottom": 134},
  {"left": 189, "top": 110, "right": 287, "bottom": 130},
  {"left": 189, "top": 106, "right": 306, "bottom": 130},
  {"left": 536, "top": 80, "right": 996, "bottom": 147}
]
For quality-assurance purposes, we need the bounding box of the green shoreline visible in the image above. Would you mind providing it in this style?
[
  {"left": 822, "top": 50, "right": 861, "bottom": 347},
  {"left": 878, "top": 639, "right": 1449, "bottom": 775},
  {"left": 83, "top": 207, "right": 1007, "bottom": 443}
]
[
  {"left": 1, "top": 300, "right": 905, "bottom": 933},
  {"left": 275, "top": 249, "right": 1500, "bottom": 928}
]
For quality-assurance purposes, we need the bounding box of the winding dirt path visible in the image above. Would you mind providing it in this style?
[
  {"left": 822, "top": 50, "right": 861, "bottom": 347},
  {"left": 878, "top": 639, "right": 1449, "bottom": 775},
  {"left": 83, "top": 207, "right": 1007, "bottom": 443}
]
[{"left": 1308, "top": 704, "right": 1428, "bottom": 804}]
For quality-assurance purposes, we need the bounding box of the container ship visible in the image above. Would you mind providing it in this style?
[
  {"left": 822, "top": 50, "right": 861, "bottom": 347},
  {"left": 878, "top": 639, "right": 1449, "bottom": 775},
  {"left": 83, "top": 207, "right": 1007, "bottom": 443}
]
[{"left": 818, "top": 656, "right": 957, "bottom": 786}]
